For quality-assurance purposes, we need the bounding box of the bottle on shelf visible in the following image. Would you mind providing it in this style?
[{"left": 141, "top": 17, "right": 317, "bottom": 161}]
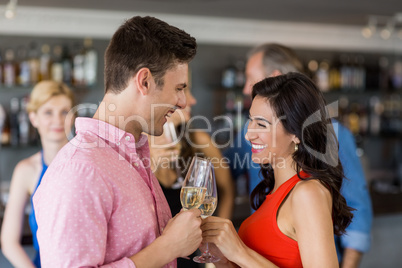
[
  {"left": 340, "top": 55, "right": 352, "bottom": 91},
  {"left": 378, "top": 56, "right": 390, "bottom": 91},
  {"left": 0, "top": 49, "right": 3, "bottom": 86},
  {"left": 391, "top": 58, "right": 402, "bottom": 90},
  {"left": 28, "top": 42, "right": 40, "bottom": 85},
  {"left": 62, "top": 45, "right": 73, "bottom": 85},
  {"left": 355, "top": 55, "right": 366, "bottom": 91},
  {"left": 0, "top": 104, "right": 6, "bottom": 143},
  {"left": 17, "top": 46, "right": 31, "bottom": 87},
  {"left": 221, "top": 64, "right": 236, "bottom": 89},
  {"left": 51, "top": 45, "right": 63, "bottom": 82},
  {"left": 329, "top": 57, "right": 341, "bottom": 90},
  {"left": 18, "top": 97, "right": 30, "bottom": 146},
  {"left": 9, "top": 97, "right": 19, "bottom": 146},
  {"left": 316, "top": 60, "right": 330, "bottom": 92},
  {"left": 307, "top": 59, "right": 318, "bottom": 81},
  {"left": 73, "top": 42, "right": 86, "bottom": 87},
  {"left": 3, "top": 48, "right": 16, "bottom": 87},
  {"left": 234, "top": 60, "right": 245, "bottom": 89},
  {"left": 39, "top": 44, "right": 52, "bottom": 81},
  {"left": 83, "top": 38, "right": 98, "bottom": 87},
  {"left": 369, "top": 96, "right": 382, "bottom": 136}
]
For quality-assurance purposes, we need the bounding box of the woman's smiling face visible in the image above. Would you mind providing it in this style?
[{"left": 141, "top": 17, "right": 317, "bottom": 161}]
[{"left": 245, "top": 96, "right": 297, "bottom": 166}]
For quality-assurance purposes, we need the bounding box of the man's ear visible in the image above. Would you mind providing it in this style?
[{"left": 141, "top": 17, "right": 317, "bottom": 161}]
[{"left": 135, "top": 67, "right": 153, "bottom": 95}]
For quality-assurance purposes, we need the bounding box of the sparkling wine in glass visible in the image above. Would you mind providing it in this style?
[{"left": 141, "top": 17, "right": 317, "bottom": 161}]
[
  {"left": 193, "top": 164, "right": 220, "bottom": 263},
  {"left": 180, "top": 157, "right": 210, "bottom": 210}
]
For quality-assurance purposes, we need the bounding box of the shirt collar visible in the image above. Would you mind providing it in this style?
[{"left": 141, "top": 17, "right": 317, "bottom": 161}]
[{"left": 75, "top": 117, "right": 149, "bottom": 150}]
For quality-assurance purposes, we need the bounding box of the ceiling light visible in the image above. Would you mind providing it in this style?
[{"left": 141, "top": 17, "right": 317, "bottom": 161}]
[
  {"left": 4, "top": 0, "right": 17, "bottom": 19},
  {"left": 380, "top": 28, "right": 391, "bottom": 40},
  {"left": 361, "top": 27, "right": 373, "bottom": 38}
]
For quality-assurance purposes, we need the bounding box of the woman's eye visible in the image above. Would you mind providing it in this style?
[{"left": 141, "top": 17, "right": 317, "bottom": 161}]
[{"left": 257, "top": 123, "right": 266, "bottom": 128}]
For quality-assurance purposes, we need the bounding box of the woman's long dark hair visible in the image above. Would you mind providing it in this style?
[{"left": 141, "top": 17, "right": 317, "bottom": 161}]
[{"left": 250, "top": 72, "right": 353, "bottom": 236}]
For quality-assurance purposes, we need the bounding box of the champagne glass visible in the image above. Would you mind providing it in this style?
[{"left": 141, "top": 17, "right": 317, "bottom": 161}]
[
  {"left": 180, "top": 156, "right": 210, "bottom": 210},
  {"left": 193, "top": 163, "right": 220, "bottom": 263}
]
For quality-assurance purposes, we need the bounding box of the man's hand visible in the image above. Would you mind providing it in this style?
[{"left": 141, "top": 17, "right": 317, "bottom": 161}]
[{"left": 162, "top": 208, "right": 202, "bottom": 258}]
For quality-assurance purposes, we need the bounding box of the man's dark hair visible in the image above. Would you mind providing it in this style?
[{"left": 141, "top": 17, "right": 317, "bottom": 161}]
[
  {"left": 248, "top": 43, "right": 304, "bottom": 75},
  {"left": 104, "top": 16, "right": 197, "bottom": 93}
]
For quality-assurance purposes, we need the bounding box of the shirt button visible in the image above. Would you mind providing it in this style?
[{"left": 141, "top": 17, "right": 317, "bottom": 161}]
[
  {"left": 125, "top": 136, "right": 130, "bottom": 141},
  {"left": 134, "top": 162, "right": 139, "bottom": 167},
  {"left": 116, "top": 142, "right": 120, "bottom": 146}
]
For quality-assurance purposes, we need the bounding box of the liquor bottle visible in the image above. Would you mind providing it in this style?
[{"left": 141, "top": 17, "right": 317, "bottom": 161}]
[
  {"left": 39, "top": 44, "right": 51, "bottom": 81},
  {"left": 9, "top": 97, "right": 19, "bottom": 146},
  {"left": 391, "top": 58, "right": 402, "bottom": 89},
  {"left": 51, "top": 45, "right": 63, "bottom": 82},
  {"left": 73, "top": 42, "right": 85, "bottom": 86},
  {"left": 340, "top": 55, "right": 352, "bottom": 91},
  {"left": 0, "top": 104, "right": 5, "bottom": 140},
  {"left": 221, "top": 64, "right": 236, "bottom": 89},
  {"left": 18, "top": 97, "right": 29, "bottom": 146},
  {"left": 369, "top": 96, "right": 382, "bottom": 136},
  {"left": 62, "top": 45, "right": 73, "bottom": 85},
  {"left": 17, "top": 46, "right": 30, "bottom": 87},
  {"left": 83, "top": 38, "right": 98, "bottom": 87},
  {"left": 3, "top": 48, "right": 16, "bottom": 87},
  {"left": 0, "top": 104, "right": 10, "bottom": 145},
  {"left": 316, "top": 61, "right": 330, "bottom": 92},
  {"left": 28, "top": 42, "right": 40, "bottom": 85},
  {"left": 0, "top": 49, "right": 3, "bottom": 86},
  {"left": 356, "top": 56, "right": 366, "bottom": 90},
  {"left": 234, "top": 60, "right": 245, "bottom": 89},
  {"left": 307, "top": 59, "right": 318, "bottom": 81},
  {"left": 329, "top": 58, "right": 341, "bottom": 90},
  {"left": 378, "top": 56, "right": 390, "bottom": 91},
  {"left": 348, "top": 103, "right": 360, "bottom": 135}
]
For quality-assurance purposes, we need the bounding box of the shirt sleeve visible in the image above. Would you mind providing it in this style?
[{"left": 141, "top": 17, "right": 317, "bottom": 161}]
[
  {"left": 336, "top": 122, "right": 373, "bottom": 253},
  {"left": 33, "top": 161, "right": 136, "bottom": 268}
]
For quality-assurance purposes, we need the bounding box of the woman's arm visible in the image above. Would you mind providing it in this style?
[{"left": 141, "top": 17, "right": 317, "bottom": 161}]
[
  {"left": 291, "top": 180, "right": 339, "bottom": 268},
  {"left": 1, "top": 160, "right": 37, "bottom": 268},
  {"left": 194, "top": 131, "right": 235, "bottom": 219},
  {"left": 202, "top": 217, "right": 279, "bottom": 268}
]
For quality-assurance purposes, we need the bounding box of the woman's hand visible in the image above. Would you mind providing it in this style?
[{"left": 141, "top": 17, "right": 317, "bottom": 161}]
[{"left": 201, "top": 216, "right": 246, "bottom": 264}]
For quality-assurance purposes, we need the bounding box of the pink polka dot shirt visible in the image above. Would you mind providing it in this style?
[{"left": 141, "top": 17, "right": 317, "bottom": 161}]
[{"left": 33, "top": 118, "right": 175, "bottom": 268}]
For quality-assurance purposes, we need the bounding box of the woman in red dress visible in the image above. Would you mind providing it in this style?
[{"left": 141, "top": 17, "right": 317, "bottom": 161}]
[{"left": 201, "top": 72, "right": 353, "bottom": 268}]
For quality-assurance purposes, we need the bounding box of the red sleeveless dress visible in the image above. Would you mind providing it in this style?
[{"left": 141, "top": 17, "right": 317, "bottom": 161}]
[{"left": 238, "top": 172, "right": 308, "bottom": 268}]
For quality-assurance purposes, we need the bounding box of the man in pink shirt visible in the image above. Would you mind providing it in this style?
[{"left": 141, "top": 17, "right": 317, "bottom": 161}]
[{"left": 33, "top": 16, "right": 202, "bottom": 268}]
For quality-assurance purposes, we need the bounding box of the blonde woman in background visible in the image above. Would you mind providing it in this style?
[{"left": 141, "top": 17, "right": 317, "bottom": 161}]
[{"left": 1, "top": 81, "right": 75, "bottom": 268}]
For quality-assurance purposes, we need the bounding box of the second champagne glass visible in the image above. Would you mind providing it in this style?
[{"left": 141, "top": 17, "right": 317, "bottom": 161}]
[
  {"left": 180, "top": 156, "right": 210, "bottom": 210},
  {"left": 193, "top": 163, "right": 220, "bottom": 263}
]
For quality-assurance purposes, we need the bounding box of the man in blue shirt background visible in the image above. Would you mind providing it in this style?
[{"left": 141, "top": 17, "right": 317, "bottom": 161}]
[{"left": 224, "top": 43, "right": 373, "bottom": 268}]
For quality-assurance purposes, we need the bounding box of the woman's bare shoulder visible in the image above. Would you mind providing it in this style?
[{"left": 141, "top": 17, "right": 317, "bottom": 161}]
[
  {"left": 14, "top": 152, "right": 41, "bottom": 175},
  {"left": 291, "top": 179, "right": 332, "bottom": 207}
]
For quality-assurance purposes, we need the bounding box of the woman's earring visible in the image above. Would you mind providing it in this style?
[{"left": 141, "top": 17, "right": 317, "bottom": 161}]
[{"left": 295, "top": 143, "right": 299, "bottom": 152}]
